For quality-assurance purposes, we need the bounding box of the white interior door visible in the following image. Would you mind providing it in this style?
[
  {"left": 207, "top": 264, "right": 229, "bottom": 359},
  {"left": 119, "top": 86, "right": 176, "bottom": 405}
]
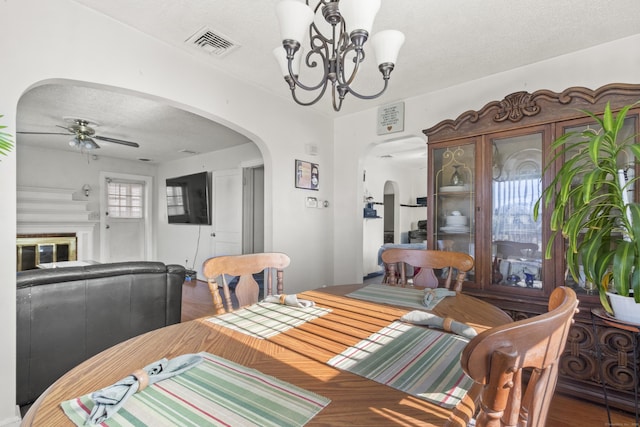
[
  {"left": 100, "top": 172, "right": 153, "bottom": 263},
  {"left": 211, "top": 169, "right": 242, "bottom": 256},
  {"left": 106, "top": 217, "right": 145, "bottom": 262}
]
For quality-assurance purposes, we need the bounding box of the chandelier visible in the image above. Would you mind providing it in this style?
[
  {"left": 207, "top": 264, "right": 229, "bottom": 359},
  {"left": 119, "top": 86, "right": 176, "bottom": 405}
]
[{"left": 273, "top": 0, "right": 405, "bottom": 112}]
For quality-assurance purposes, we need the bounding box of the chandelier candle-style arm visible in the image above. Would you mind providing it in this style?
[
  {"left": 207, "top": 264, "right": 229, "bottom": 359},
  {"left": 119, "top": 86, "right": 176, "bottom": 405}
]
[
  {"left": 347, "top": 29, "right": 404, "bottom": 100},
  {"left": 274, "top": 0, "right": 404, "bottom": 112}
]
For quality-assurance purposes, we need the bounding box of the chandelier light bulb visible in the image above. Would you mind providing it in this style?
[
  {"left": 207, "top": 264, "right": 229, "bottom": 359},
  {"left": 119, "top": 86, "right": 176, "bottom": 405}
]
[
  {"left": 339, "top": 0, "right": 381, "bottom": 36},
  {"left": 371, "top": 30, "right": 405, "bottom": 66},
  {"left": 276, "top": 0, "right": 314, "bottom": 45}
]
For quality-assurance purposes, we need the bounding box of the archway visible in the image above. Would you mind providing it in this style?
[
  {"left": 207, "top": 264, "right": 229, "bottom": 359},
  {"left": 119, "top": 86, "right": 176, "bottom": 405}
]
[
  {"left": 360, "top": 136, "right": 427, "bottom": 280},
  {"left": 16, "top": 79, "right": 267, "bottom": 271}
]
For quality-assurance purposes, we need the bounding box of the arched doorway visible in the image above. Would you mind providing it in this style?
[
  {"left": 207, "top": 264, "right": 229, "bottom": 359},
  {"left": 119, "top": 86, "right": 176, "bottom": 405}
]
[
  {"left": 16, "top": 80, "right": 265, "bottom": 273},
  {"left": 360, "top": 136, "right": 427, "bottom": 280}
]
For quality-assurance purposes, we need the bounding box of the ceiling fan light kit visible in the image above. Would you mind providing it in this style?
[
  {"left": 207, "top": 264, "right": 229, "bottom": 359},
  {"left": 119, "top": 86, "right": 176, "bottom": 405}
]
[
  {"left": 69, "top": 134, "right": 100, "bottom": 150},
  {"left": 274, "top": 0, "right": 405, "bottom": 112},
  {"left": 18, "top": 118, "right": 140, "bottom": 151}
]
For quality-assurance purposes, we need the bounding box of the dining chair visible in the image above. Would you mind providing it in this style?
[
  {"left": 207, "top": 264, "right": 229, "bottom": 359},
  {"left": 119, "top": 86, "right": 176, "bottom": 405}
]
[
  {"left": 448, "top": 286, "right": 579, "bottom": 427},
  {"left": 202, "top": 252, "right": 291, "bottom": 315},
  {"left": 380, "top": 248, "right": 474, "bottom": 291},
  {"left": 494, "top": 240, "right": 539, "bottom": 258}
]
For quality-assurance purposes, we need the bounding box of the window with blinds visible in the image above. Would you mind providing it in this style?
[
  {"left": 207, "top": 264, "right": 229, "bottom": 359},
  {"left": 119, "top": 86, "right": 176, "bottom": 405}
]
[{"left": 107, "top": 181, "right": 144, "bottom": 218}]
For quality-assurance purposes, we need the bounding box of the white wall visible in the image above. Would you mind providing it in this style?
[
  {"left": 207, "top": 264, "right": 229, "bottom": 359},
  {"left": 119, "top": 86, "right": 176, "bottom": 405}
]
[
  {"left": 333, "top": 34, "right": 640, "bottom": 285},
  {"left": 17, "top": 145, "right": 159, "bottom": 258},
  {"left": 361, "top": 156, "right": 427, "bottom": 276},
  {"left": 156, "top": 143, "right": 263, "bottom": 278}
]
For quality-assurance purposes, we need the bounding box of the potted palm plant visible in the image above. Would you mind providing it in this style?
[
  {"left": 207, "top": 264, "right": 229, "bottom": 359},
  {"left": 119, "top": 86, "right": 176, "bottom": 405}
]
[
  {"left": 534, "top": 102, "right": 640, "bottom": 323},
  {"left": 0, "top": 114, "right": 13, "bottom": 158}
]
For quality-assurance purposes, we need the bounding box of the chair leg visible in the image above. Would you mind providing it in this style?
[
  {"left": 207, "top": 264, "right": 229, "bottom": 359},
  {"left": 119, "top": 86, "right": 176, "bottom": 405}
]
[
  {"left": 207, "top": 280, "right": 226, "bottom": 315},
  {"left": 399, "top": 262, "right": 408, "bottom": 287},
  {"left": 276, "top": 270, "right": 284, "bottom": 295},
  {"left": 387, "top": 263, "right": 398, "bottom": 286},
  {"left": 476, "top": 348, "right": 517, "bottom": 427},
  {"left": 221, "top": 278, "right": 233, "bottom": 312}
]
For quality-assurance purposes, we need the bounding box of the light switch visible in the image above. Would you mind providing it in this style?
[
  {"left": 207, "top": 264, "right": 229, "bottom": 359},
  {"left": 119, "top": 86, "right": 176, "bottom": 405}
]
[{"left": 306, "top": 197, "right": 318, "bottom": 208}]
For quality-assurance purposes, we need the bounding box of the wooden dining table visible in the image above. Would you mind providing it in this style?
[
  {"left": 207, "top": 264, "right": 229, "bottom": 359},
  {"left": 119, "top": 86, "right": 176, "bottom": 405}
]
[{"left": 22, "top": 283, "right": 513, "bottom": 426}]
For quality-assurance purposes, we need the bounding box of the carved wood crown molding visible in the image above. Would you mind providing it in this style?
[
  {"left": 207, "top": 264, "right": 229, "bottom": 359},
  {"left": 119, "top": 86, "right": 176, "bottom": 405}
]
[
  {"left": 424, "top": 83, "right": 640, "bottom": 139},
  {"left": 495, "top": 91, "right": 540, "bottom": 122}
]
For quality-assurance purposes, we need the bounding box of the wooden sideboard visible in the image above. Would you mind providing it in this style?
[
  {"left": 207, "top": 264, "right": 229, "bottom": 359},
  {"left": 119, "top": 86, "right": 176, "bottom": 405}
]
[{"left": 423, "top": 83, "right": 640, "bottom": 413}]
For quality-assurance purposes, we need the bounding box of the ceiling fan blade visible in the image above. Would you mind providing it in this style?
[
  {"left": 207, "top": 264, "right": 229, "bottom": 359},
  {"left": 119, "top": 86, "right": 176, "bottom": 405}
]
[
  {"left": 17, "top": 131, "right": 71, "bottom": 135},
  {"left": 93, "top": 135, "right": 140, "bottom": 148}
]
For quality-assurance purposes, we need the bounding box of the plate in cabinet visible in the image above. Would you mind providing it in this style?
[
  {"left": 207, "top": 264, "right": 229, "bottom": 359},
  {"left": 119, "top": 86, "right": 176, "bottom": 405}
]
[
  {"left": 439, "top": 185, "right": 469, "bottom": 192},
  {"left": 440, "top": 225, "right": 470, "bottom": 233}
]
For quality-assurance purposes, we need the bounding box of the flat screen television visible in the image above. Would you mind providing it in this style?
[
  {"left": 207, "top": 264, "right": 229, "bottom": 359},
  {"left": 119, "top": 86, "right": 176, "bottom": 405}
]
[{"left": 166, "top": 171, "right": 212, "bottom": 225}]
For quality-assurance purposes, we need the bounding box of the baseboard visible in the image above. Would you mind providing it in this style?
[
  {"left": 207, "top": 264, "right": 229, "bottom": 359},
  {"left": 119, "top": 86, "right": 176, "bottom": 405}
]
[{"left": 0, "top": 406, "right": 22, "bottom": 427}]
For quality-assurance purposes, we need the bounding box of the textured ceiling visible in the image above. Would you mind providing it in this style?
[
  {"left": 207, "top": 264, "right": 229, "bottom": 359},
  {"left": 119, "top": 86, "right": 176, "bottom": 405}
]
[
  {"left": 17, "top": 84, "right": 253, "bottom": 164},
  {"left": 17, "top": 0, "right": 640, "bottom": 164}
]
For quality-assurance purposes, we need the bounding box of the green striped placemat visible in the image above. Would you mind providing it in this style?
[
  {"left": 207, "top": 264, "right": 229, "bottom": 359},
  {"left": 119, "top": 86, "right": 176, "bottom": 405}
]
[
  {"left": 61, "top": 352, "right": 331, "bottom": 427},
  {"left": 347, "top": 284, "right": 447, "bottom": 310},
  {"left": 327, "top": 321, "right": 472, "bottom": 409},
  {"left": 207, "top": 302, "right": 332, "bottom": 339}
]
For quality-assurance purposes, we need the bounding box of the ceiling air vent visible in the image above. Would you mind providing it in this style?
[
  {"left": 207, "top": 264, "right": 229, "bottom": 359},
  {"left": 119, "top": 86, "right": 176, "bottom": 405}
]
[{"left": 186, "top": 27, "right": 239, "bottom": 57}]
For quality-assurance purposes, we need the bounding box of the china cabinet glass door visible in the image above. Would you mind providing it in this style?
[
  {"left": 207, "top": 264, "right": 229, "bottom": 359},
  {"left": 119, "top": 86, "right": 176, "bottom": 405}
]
[
  {"left": 488, "top": 131, "right": 544, "bottom": 293},
  {"left": 430, "top": 140, "right": 476, "bottom": 283}
]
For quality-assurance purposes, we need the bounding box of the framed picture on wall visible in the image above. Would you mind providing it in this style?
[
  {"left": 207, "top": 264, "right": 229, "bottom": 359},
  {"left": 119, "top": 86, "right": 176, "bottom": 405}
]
[{"left": 295, "top": 159, "right": 319, "bottom": 190}]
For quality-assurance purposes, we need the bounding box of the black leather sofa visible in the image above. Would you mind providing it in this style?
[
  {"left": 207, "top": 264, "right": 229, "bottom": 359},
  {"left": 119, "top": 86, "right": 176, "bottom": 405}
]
[{"left": 16, "top": 261, "right": 185, "bottom": 409}]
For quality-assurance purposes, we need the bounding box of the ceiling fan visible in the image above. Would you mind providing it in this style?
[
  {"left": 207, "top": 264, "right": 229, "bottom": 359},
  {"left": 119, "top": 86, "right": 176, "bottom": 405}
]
[{"left": 18, "top": 118, "right": 140, "bottom": 150}]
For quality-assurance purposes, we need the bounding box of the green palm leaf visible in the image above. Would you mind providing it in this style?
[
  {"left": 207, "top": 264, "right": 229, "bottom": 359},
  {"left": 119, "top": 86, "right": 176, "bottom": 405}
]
[
  {"left": 0, "top": 115, "right": 14, "bottom": 158},
  {"left": 536, "top": 101, "right": 640, "bottom": 311}
]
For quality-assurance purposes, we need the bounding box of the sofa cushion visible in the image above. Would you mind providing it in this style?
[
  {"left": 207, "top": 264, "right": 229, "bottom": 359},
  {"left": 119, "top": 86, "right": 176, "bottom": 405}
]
[{"left": 16, "top": 261, "right": 185, "bottom": 407}]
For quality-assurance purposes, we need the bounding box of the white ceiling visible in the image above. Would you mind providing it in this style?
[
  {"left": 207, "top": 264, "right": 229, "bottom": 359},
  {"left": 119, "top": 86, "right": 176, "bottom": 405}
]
[
  {"left": 17, "top": 84, "right": 254, "bottom": 164},
  {"left": 17, "top": 0, "right": 640, "bottom": 165}
]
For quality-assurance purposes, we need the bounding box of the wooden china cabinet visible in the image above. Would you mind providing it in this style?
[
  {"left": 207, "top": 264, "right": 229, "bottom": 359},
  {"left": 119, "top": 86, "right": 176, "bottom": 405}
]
[{"left": 423, "top": 83, "right": 640, "bottom": 413}]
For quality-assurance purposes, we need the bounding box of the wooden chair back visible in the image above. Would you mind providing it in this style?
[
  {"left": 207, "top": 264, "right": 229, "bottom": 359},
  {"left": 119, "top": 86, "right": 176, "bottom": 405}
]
[
  {"left": 453, "top": 287, "right": 579, "bottom": 427},
  {"left": 380, "top": 248, "right": 474, "bottom": 291},
  {"left": 202, "top": 252, "right": 291, "bottom": 315},
  {"left": 494, "top": 240, "right": 539, "bottom": 258}
]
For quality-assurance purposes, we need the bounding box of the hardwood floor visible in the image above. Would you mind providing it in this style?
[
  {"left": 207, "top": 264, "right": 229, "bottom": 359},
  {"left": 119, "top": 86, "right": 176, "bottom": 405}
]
[
  {"left": 181, "top": 280, "right": 638, "bottom": 427},
  {"left": 181, "top": 278, "right": 218, "bottom": 322}
]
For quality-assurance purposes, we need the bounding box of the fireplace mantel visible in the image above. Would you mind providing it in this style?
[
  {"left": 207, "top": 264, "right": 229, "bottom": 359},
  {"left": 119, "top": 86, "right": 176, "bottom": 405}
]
[{"left": 17, "top": 187, "right": 99, "bottom": 261}]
